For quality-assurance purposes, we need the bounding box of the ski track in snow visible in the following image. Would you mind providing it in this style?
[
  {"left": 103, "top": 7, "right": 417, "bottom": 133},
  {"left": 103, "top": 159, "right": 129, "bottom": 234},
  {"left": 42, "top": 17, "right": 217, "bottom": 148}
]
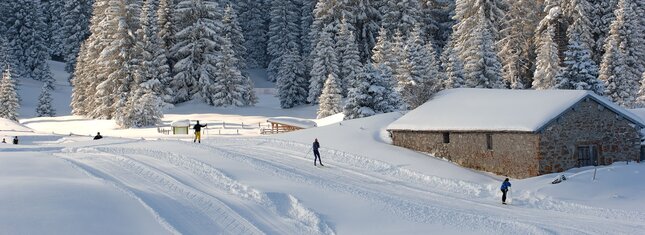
[
  {"left": 50, "top": 139, "right": 645, "bottom": 234},
  {"left": 58, "top": 147, "right": 265, "bottom": 235},
  {"left": 195, "top": 138, "right": 645, "bottom": 234},
  {"left": 93, "top": 146, "right": 335, "bottom": 235}
]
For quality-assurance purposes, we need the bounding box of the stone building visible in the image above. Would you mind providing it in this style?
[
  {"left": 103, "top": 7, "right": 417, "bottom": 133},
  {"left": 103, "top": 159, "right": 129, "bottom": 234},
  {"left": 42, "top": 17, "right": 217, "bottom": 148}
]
[{"left": 387, "top": 88, "right": 644, "bottom": 179}]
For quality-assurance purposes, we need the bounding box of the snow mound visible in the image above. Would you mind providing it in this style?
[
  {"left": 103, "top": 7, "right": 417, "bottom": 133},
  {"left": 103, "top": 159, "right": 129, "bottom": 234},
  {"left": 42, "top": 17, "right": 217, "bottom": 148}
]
[{"left": 0, "top": 118, "right": 33, "bottom": 132}]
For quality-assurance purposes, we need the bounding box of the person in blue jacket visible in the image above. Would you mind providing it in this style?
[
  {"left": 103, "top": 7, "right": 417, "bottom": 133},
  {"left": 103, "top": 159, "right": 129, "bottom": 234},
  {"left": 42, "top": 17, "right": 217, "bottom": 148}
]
[{"left": 500, "top": 178, "right": 511, "bottom": 204}]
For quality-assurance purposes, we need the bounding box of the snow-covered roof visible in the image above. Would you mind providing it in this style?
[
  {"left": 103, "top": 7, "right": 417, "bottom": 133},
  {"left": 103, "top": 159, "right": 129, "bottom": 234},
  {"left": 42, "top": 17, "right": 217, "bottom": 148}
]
[
  {"left": 388, "top": 88, "right": 645, "bottom": 132},
  {"left": 171, "top": 119, "right": 191, "bottom": 127},
  {"left": 268, "top": 117, "right": 317, "bottom": 129}
]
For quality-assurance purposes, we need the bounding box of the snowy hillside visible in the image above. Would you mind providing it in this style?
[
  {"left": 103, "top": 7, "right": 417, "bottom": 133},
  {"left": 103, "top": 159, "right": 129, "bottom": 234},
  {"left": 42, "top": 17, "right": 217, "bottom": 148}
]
[{"left": 0, "top": 62, "right": 644, "bottom": 234}]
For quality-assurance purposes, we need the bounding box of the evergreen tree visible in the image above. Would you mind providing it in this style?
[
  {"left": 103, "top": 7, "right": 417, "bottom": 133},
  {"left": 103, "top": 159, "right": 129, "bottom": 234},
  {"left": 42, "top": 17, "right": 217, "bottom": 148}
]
[
  {"left": 70, "top": 42, "right": 92, "bottom": 116},
  {"left": 591, "top": 0, "right": 618, "bottom": 64},
  {"left": 498, "top": 0, "right": 539, "bottom": 89},
  {"left": 209, "top": 36, "right": 255, "bottom": 107},
  {"left": 239, "top": 0, "right": 269, "bottom": 68},
  {"left": 336, "top": 17, "right": 362, "bottom": 96},
  {"left": 222, "top": 4, "right": 247, "bottom": 70},
  {"left": 317, "top": 73, "right": 343, "bottom": 118},
  {"left": 421, "top": 0, "right": 456, "bottom": 50},
  {"left": 70, "top": 0, "right": 110, "bottom": 117},
  {"left": 0, "top": 36, "right": 22, "bottom": 84},
  {"left": 45, "top": 0, "right": 66, "bottom": 58},
  {"left": 462, "top": 10, "right": 504, "bottom": 89},
  {"left": 532, "top": 23, "right": 561, "bottom": 90},
  {"left": 554, "top": 16, "right": 603, "bottom": 95},
  {"left": 389, "top": 30, "right": 406, "bottom": 87},
  {"left": 157, "top": 0, "right": 175, "bottom": 72},
  {"left": 371, "top": 27, "right": 389, "bottom": 66},
  {"left": 347, "top": 0, "right": 381, "bottom": 63},
  {"left": 6, "top": 0, "right": 51, "bottom": 81},
  {"left": 404, "top": 25, "right": 441, "bottom": 108},
  {"left": 379, "top": 0, "right": 421, "bottom": 37},
  {"left": 308, "top": 27, "right": 339, "bottom": 104},
  {"left": 62, "top": 0, "right": 94, "bottom": 74},
  {"left": 172, "top": 0, "right": 224, "bottom": 104},
  {"left": 36, "top": 81, "right": 56, "bottom": 117},
  {"left": 599, "top": 0, "right": 642, "bottom": 108},
  {"left": 343, "top": 63, "right": 402, "bottom": 120},
  {"left": 441, "top": 38, "right": 465, "bottom": 89},
  {"left": 0, "top": 66, "right": 19, "bottom": 121},
  {"left": 267, "top": 0, "right": 301, "bottom": 82},
  {"left": 91, "top": 0, "right": 139, "bottom": 119},
  {"left": 636, "top": 72, "right": 645, "bottom": 108},
  {"left": 277, "top": 45, "right": 308, "bottom": 108}
]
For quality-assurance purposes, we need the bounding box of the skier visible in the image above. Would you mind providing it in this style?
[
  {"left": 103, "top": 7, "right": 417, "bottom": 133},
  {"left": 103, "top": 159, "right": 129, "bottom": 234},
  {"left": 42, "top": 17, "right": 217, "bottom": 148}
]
[
  {"left": 1, "top": 138, "right": 5, "bottom": 143},
  {"left": 12, "top": 136, "right": 18, "bottom": 145},
  {"left": 93, "top": 132, "right": 103, "bottom": 140},
  {"left": 500, "top": 178, "right": 512, "bottom": 204},
  {"left": 313, "top": 138, "right": 323, "bottom": 166},
  {"left": 193, "top": 121, "right": 207, "bottom": 143}
]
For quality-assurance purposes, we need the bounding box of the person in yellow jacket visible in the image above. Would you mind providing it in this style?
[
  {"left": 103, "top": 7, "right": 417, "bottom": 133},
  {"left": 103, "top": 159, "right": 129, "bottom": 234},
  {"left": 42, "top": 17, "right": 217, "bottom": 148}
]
[{"left": 193, "top": 121, "right": 207, "bottom": 143}]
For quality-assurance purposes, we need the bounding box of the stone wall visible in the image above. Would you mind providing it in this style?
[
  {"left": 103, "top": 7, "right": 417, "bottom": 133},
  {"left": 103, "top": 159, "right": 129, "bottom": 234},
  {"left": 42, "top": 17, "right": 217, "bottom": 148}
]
[
  {"left": 390, "top": 131, "right": 540, "bottom": 178},
  {"left": 538, "top": 99, "right": 641, "bottom": 174}
]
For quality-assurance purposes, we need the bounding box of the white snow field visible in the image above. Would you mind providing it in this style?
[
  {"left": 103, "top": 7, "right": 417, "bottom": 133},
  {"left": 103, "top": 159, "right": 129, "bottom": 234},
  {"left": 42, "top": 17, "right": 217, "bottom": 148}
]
[{"left": 0, "top": 61, "right": 644, "bottom": 234}]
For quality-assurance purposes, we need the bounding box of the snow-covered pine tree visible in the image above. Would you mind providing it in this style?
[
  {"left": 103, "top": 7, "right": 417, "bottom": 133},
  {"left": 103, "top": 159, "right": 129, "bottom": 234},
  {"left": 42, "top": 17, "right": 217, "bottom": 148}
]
[
  {"left": 267, "top": 0, "right": 301, "bottom": 82},
  {"left": 36, "top": 81, "right": 56, "bottom": 117},
  {"left": 498, "top": 0, "right": 539, "bottom": 89},
  {"left": 462, "top": 9, "right": 504, "bottom": 89},
  {"left": 0, "top": 36, "right": 22, "bottom": 84},
  {"left": 208, "top": 35, "right": 254, "bottom": 107},
  {"left": 636, "top": 72, "right": 645, "bottom": 108},
  {"left": 6, "top": 0, "right": 52, "bottom": 81},
  {"left": 135, "top": 0, "right": 170, "bottom": 104},
  {"left": 156, "top": 0, "right": 175, "bottom": 74},
  {"left": 345, "top": 0, "right": 381, "bottom": 63},
  {"left": 591, "top": 0, "right": 618, "bottom": 64},
  {"left": 300, "top": 0, "right": 316, "bottom": 81},
  {"left": 70, "top": 41, "right": 92, "bottom": 116},
  {"left": 336, "top": 16, "right": 362, "bottom": 96},
  {"left": 62, "top": 0, "right": 94, "bottom": 74},
  {"left": 599, "top": 0, "right": 642, "bottom": 108},
  {"left": 452, "top": 0, "right": 506, "bottom": 50},
  {"left": 343, "top": 63, "right": 402, "bottom": 120},
  {"left": 441, "top": 38, "right": 465, "bottom": 88},
  {"left": 44, "top": 0, "right": 65, "bottom": 58},
  {"left": 70, "top": 0, "right": 109, "bottom": 116},
  {"left": 172, "top": 0, "right": 224, "bottom": 104},
  {"left": 238, "top": 0, "right": 269, "bottom": 68},
  {"left": 404, "top": 25, "right": 441, "bottom": 109},
  {"left": 0, "top": 66, "right": 19, "bottom": 121},
  {"left": 90, "top": 0, "right": 140, "bottom": 119},
  {"left": 421, "top": 0, "right": 456, "bottom": 50},
  {"left": 317, "top": 73, "right": 343, "bottom": 118},
  {"left": 222, "top": 4, "right": 247, "bottom": 70},
  {"left": 532, "top": 22, "right": 561, "bottom": 90},
  {"left": 554, "top": 16, "right": 603, "bottom": 95},
  {"left": 379, "top": 0, "right": 421, "bottom": 37},
  {"left": 308, "top": 26, "right": 339, "bottom": 104},
  {"left": 389, "top": 30, "right": 406, "bottom": 87},
  {"left": 277, "top": 45, "right": 308, "bottom": 108},
  {"left": 371, "top": 27, "right": 389, "bottom": 66}
]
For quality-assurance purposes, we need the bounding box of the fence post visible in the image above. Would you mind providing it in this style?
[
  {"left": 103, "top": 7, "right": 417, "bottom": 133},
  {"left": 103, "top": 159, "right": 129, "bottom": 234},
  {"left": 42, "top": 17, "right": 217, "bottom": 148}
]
[
  {"left": 223, "top": 121, "right": 226, "bottom": 129},
  {"left": 219, "top": 129, "right": 221, "bottom": 135},
  {"left": 237, "top": 129, "right": 239, "bottom": 134}
]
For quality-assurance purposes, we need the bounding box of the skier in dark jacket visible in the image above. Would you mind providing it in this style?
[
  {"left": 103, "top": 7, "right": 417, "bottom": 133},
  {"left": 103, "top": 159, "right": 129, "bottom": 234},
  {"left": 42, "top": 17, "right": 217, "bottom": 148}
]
[
  {"left": 500, "top": 178, "right": 512, "bottom": 204},
  {"left": 93, "top": 132, "right": 103, "bottom": 140},
  {"left": 12, "top": 136, "right": 18, "bottom": 145},
  {"left": 193, "top": 121, "right": 207, "bottom": 143},
  {"left": 312, "top": 138, "right": 323, "bottom": 166}
]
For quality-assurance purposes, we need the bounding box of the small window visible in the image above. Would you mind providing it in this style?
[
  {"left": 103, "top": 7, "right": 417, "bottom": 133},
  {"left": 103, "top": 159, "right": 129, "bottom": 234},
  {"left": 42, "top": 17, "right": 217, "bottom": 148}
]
[
  {"left": 443, "top": 132, "right": 450, "bottom": 144},
  {"left": 486, "top": 134, "right": 493, "bottom": 150}
]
